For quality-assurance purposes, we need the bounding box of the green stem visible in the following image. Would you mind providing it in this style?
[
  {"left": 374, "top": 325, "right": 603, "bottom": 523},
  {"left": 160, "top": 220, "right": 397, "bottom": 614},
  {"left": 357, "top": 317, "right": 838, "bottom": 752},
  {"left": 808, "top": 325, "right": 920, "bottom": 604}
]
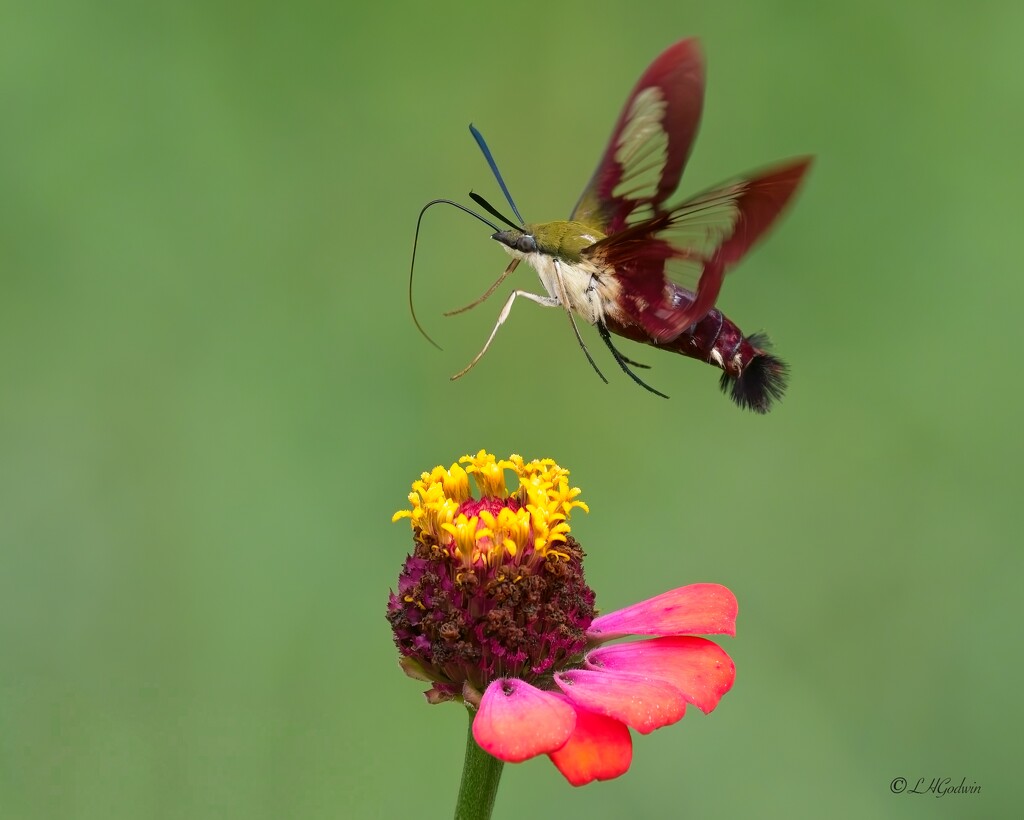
[{"left": 454, "top": 708, "right": 504, "bottom": 820}]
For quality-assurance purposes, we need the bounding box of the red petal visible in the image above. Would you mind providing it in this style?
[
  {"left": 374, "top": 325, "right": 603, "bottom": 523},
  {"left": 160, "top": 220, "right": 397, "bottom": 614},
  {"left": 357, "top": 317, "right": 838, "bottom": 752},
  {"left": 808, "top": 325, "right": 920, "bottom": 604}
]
[
  {"left": 588, "top": 583, "right": 738, "bottom": 640},
  {"left": 586, "top": 636, "right": 735, "bottom": 714},
  {"left": 546, "top": 695, "right": 633, "bottom": 786},
  {"left": 472, "top": 678, "right": 576, "bottom": 762},
  {"left": 554, "top": 668, "right": 686, "bottom": 735}
]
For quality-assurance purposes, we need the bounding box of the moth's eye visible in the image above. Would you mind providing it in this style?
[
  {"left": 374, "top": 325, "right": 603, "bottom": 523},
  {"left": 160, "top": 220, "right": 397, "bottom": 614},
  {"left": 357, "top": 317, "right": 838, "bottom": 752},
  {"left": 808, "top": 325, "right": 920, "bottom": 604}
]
[{"left": 517, "top": 235, "right": 537, "bottom": 253}]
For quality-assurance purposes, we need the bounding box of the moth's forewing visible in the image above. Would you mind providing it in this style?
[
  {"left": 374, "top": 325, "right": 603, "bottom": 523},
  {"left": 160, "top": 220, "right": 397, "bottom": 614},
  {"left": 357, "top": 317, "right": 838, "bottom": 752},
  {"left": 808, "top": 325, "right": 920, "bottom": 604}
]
[{"left": 571, "top": 39, "right": 705, "bottom": 233}]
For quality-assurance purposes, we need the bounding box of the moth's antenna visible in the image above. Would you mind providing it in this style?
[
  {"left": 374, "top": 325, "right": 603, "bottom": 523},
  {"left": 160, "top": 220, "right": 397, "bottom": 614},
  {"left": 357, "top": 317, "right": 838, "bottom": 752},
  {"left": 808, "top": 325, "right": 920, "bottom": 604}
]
[
  {"left": 409, "top": 198, "right": 504, "bottom": 349},
  {"left": 469, "top": 192, "right": 520, "bottom": 231},
  {"left": 469, "top": 124, "right": 525, "bottom": 226}
]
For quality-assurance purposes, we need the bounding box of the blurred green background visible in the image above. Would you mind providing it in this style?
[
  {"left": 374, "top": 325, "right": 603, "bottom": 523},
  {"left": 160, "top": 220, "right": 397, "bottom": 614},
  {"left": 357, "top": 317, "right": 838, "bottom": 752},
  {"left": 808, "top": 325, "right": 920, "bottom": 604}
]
[{"left": 2, "top": 1, "right": 1021, "bottom": 818}]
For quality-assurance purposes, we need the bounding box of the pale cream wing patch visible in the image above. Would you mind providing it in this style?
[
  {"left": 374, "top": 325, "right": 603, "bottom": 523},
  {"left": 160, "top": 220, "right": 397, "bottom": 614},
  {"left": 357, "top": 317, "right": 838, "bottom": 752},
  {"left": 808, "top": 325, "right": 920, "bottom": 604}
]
[
  {"left": 658, "top": 179, "right": 747, "bottom": 292},
  {"left": 610, "top": 87, "right": 670, "bottom": 225}
]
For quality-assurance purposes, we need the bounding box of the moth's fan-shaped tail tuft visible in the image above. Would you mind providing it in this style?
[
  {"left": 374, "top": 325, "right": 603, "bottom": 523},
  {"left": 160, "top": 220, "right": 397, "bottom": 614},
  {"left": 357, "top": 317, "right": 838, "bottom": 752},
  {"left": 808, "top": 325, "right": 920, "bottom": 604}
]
[{"left": 718, "top": 333, "right": 788, "bottom": 413}]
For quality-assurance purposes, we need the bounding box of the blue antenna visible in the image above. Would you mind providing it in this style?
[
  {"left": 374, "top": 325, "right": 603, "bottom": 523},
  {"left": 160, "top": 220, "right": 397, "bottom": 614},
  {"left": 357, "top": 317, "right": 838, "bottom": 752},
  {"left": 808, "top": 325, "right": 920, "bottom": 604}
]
[{"left": 469, "top": 124, "right": 525, "bottom": 226}]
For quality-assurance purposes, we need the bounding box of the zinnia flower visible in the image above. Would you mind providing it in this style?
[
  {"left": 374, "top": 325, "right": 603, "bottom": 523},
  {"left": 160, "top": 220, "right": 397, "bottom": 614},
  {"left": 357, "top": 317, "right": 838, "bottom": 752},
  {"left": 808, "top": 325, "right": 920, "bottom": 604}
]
[{"left": 389, "top": 451, "right": 736, "bottom": 786}]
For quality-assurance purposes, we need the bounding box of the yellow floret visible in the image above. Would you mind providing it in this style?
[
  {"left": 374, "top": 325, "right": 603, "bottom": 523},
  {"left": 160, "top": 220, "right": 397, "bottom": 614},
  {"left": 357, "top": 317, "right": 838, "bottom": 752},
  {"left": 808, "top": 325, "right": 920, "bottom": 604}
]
[{"left": 393, "top": 451, "right": 588, "bottom": 566}]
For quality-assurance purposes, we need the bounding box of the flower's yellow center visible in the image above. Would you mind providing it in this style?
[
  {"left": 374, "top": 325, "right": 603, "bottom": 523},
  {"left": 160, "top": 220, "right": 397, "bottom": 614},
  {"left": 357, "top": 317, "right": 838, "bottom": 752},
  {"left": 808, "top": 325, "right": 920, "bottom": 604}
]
[{"left": 392, "top": 450, "right": 589, "bottom": 569}]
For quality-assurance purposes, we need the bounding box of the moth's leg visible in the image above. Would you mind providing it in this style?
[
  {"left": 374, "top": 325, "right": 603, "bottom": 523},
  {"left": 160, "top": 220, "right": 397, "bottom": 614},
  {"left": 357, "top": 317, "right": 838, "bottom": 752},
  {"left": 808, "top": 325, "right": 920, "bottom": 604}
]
[
  {"left": 596, "top": 321, "right": 669, "bottom": 399},
  {"left": 618, "top": 353, "right": 651, "bottom": 369},
  {"left": 444, "top": 259, "right": 521, "bottom": 317},
  {"left": 552, "top": 261, "right": 608, "bottom": 385},
  {"left": 450, "top": 289, "right": 559, "bottom": 381}
]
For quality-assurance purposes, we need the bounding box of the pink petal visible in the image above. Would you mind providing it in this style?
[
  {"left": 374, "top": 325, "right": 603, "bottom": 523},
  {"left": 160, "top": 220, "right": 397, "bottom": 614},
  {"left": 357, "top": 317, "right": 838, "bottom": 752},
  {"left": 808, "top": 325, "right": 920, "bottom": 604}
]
[
  {"left": 546, "top": 695, "right": 633, "bottom": 786},
  {"left": 473, "top": 678, "right": 576, "bottom": 762},
  {"left": 588, "top": 584, "right": 738, "bottom": 640},
  {"left": 586, "top": 636, "right": 735, "bottom": 713},
  {"left": 554, "top": 668, "right": 686, "bottom": 734}
]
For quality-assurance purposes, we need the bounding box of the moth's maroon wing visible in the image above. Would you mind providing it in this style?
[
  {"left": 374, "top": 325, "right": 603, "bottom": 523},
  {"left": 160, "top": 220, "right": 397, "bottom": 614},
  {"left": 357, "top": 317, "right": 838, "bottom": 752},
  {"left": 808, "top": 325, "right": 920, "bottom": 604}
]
[
  {"left": 570, "top": 39, "right": 705, "bottom": 233},
  {"left": 586, "top": 157, "right": 812, "bottom": 342}
]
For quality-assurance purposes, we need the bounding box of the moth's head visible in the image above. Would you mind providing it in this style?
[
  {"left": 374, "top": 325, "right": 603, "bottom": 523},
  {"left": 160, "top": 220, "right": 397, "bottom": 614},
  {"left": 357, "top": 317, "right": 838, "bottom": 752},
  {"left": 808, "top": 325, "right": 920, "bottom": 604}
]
[
  {"left": 493, "top": 221, "right": 599, "bottom": 263},
  {"left": 492, "top": 228, "right": 537, "bottom": 255}
]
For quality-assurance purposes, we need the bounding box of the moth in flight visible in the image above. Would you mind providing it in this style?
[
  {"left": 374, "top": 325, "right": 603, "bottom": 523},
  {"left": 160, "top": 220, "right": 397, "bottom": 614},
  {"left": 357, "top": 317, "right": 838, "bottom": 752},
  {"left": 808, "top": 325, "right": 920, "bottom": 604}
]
[{"left": 410, "top": 38, "right": 811, "bottom": 412}]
